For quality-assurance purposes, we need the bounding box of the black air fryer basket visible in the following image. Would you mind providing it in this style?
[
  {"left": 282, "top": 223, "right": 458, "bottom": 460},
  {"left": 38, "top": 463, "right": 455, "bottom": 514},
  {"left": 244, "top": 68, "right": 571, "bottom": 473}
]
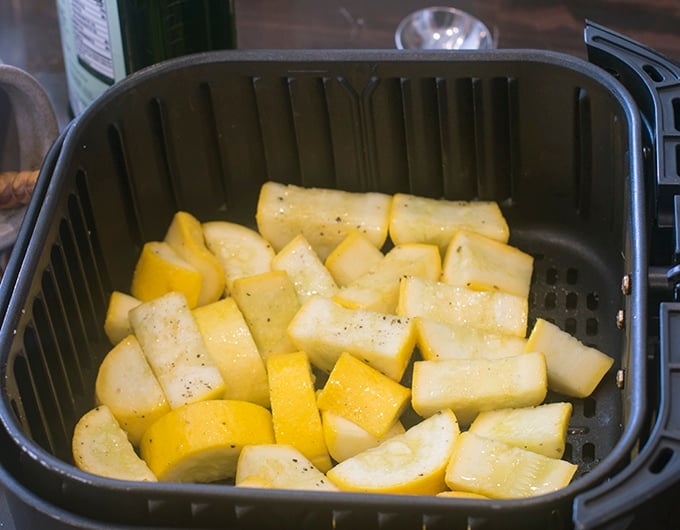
[{"left": 0, "top": 21, "right": 678, "bottom": 530}]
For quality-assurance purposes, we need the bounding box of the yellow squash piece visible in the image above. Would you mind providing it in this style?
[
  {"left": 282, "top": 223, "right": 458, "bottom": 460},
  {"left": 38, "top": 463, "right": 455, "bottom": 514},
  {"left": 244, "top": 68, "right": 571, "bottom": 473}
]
[
  {"left": 441, "top": 229, "right": 534, "bottom": 298},
  {"left": 129, "top": 291, "right": 226, "bottom": 409},
  {"left": 256, "top": 181, "right": 392, "bottom": 260},
  {"left": 436, "top": 491, "right": 489, "bottom": 499},
  {"left": 469, "top": 402, "right": 573, "bottom": 459},
  {"left": 234, "top": 477, "right": 271, "bottom": 488},
  {"left": 231, "top": 270, "right": 300, "bottom": 360},
  {"left": 95, "top": 335, "right": 170, "bottom": 445},
  {"left": 236, "top": 444, "right": 339, "bottom": 491},
  {"left": 445, "top": 432, "right": 578, "bottom": 498},
  {"left": 192, "top": 298, "right": 269, "bottom": 408},
  {"left": 202, "top": 220, "right": 275, "bottom": 294},
  {"left": 103, "top": 291, "right": 141, "bottom": 345},
  {"left": 324, "top": 230, "right": 384, "bottom": 287},
  {"left": 72, "top": 405, "right": 156, "bottom": 482},
  {"left": 140, "top": 399, "right": 274, "bottom": 483},
  {"left": 271, "top": 234, "right": 339, "bottom": 303},
  {"left": 525, "top": 318, "right": 615, "bottom": 397},
  {"left": 415, "top": 317, "right": 527, "bottom": 361},
  {"left": 411, "top": 353, "right": 548, "bottom": 425},
  {"left": 322, "top": 410, "right": 406, "bottom": 463},
  {"left": 164, "top": 211, "right": 226, "bottom": 306},
  {"left": 266, "top": 351, "right": 332, "bottom": 472},
  {"left": 130, "top": 241, "right": 202, "bottom": 309},
  {"left": 326, "top": 409, "right": 460, "bottom": 495},
  {"left": 398, "top": 276, "right": 528, "bottom": 338},
  {"left": 332, "top": 243, "right": 441, "bottom": 314},
  {"left": 287, "top": 295, "right": 416, "bottom": 382},
  {"left": 388, "top": 193, "right": 509, "bottom": 255},
  {"left": 316, "top": 352, "right": 411, "bottom": 439}
]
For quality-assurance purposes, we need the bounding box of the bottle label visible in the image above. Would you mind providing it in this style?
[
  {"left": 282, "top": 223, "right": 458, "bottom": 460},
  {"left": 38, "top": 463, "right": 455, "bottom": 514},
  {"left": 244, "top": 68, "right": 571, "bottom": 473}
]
[{"left": 57, "top": 0, "right": 127, "bottom": 114}]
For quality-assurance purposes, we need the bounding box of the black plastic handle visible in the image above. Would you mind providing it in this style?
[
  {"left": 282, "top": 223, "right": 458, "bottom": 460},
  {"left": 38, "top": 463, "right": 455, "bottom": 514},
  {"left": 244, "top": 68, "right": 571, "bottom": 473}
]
[
  {"left": 585, "top": 21, "right": 680, "bottom": 237},
  {"left": 572, "top": 22, "right": 680, "bottom": 530},
  {"left": 573, "top": 303, "right": 680, "bottom": 529}
]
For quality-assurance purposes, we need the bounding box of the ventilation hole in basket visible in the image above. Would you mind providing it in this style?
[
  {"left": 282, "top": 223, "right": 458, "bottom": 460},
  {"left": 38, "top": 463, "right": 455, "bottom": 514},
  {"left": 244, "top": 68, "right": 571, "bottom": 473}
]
[
  {"left": 565, "top": 317, "right": 577, "bottom": 334},
  {"left": 564, "top": 443, "right": 573, "bottom": 461},
  {"left": 9, "top": 399, "right": 20, "bottom": 426},
  {"left": 63, "top": 198, "right": 107, "bottom": 342},
  {"left": 546, "top": 267, "right": 558, "bottom": 285},
  {"left": 586, "top": 318, "right": 598, "bottom": 336},
  {"left": 643, "top": 64, "right": 664, "bottom": 83},
  {"left": 587, "top": 292, "right": 599, "bottom": 310},
  {"left": 676, "top": 144, "right": 680, "bottom": 175},
  {"left": 544, "top": 292, "right": 557, "bottom": 309},
  {"left": 12, "top": 353, "right": 51, "bottom": 451},
  {"left": 581, "top": 442, "right": 595, "bottom": 463},
  {"left": 673, "top": 99, "right": 680, "bottom": 133},
  {"left": 566, "top": 267, "right": 578, "bottom": 284},
  {"left": 32, "top": 293, "right": 75, "bottom": 407},
  {"left": 649, "top": 447, "right": 674, "bottom": 474},
  {"left": 582, "top": 397, "right": 596, "bottom": 418},
  {"left": 566, "top": 292, "right": 578, "bottom": 310}
]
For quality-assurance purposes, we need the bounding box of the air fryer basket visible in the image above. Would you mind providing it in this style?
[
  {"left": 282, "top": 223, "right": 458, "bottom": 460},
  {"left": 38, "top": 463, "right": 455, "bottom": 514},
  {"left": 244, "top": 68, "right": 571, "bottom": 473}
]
[{"left": 0, "top": 24, "right": 655, "bottom": 529}]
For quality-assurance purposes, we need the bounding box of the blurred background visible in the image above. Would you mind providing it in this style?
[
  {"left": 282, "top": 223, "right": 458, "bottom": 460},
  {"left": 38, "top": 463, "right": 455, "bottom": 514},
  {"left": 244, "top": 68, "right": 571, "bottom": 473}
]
[{"left": 1, "top": 0, "right": 679, "bottom": 130}]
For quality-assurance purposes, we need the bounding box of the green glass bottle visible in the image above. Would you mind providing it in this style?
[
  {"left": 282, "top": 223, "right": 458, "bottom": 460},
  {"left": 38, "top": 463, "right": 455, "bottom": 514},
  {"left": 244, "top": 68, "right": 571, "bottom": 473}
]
[{"left": 56, "top": 0, "right": 237, "bottom": 115}]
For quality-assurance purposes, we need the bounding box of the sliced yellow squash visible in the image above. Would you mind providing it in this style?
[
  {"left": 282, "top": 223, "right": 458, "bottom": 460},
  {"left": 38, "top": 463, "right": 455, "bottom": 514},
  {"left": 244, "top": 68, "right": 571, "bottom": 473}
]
[
  {"left": 72, "top": 405, "right": 156, "bottom": 482},
  {"left": 469, "top": 402, "right": 572, "bottom": 459},
  {"left": 332, "top": 243, "right": 441, "bottom": 314},
  {"left": 316, "top": 352, "right": 411, "bottom": 439},
  {"left": 287, "top": 295, "right": 416, "bottom": 381},
  {"left": 324, "top": 230, "right": 384, "bottom": 287},
  {"left": 398, "top": 276, "right": 528, "bottom": 338},
  {"left": 326, "top": 409, "right": 460, "bottom": 495},
  {"left": 271, "top": 234, "right": 338, "bottom": 303},
  {"left": 411, "top": 353, "right": 548, "bottom": 425},
  {"left": 388, "top": 193, "right": 509, "bottom": 255},
  {"left": 322, "top": 410, "right": 405, "bottom": 463},
  {"left": 266, "top": 351, "right": 332, "bottom": 472},
  {"left": 256, "top": 181, "right": 391, "bottom": 260},
  {"left": 192, "top": 297, "right": 270, "bottom": 407},
  {"left": 139, "top": 399, "right": 274, "bottom": 483},
  {"left": 129, "top": 291, "right": 225, "bottom": 409},
  {"left": 130, "top": 241, "right": 202, "bottom": 308},
  {"left": 415, "top": 317, "right": 527, "bottom": 361},
  {"left": 95, "top": 335, "right": 170, "bottom": 445},
  {"left": 164, "top": 211, "right": 226, "bottom": 306},
  {"left": 236, "top": 444, "right": 339, "bottom": 491},
  {"left": 202, "top": 220, "right": 274, "bottom": 294},
  {"left": 441, "top": 229, "right": 534, "bottom": 298},
  {"left": 445, "top": 432, "right": 578, "bottom": 498},
  {"left": 231, "top": 270, "right": 300, "bottom": 360},
  {"left": 525, "top": 318, "right": 615, "bottom": 398},
  {"left": 103, "top": 290, "right": 141, "bottom": 345}
]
